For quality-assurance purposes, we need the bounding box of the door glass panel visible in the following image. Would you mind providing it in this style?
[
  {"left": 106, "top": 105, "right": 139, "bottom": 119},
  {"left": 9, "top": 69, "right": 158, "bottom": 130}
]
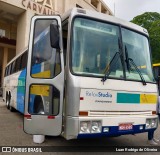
[
  {"left": 28, "top": 84, "right": 60, "bottom": 115},
  {"left": 31, "top": 19, "right": 61, "bottom": 78}
]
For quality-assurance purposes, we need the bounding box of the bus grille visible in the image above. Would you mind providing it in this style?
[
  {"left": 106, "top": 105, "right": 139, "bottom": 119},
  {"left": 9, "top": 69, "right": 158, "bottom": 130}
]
[{"left": 88, "top": 111, "right": 152, "bottom": 117}]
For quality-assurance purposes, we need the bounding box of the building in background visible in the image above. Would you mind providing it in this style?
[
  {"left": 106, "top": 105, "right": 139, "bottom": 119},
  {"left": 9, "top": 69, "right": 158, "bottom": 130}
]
[{"left": 0, "top": 0, "right": 112, "bottom": 87}]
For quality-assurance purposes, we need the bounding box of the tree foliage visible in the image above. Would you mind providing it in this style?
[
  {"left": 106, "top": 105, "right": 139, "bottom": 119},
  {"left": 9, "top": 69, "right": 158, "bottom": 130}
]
[{"left": 131, "top": 12, "right": 160, "bottom": 63}]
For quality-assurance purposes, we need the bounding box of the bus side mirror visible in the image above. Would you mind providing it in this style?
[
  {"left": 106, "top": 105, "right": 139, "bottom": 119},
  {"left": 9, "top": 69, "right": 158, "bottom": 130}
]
[{"left": 50, "top": 24, "right": 60, "bottom": 49}]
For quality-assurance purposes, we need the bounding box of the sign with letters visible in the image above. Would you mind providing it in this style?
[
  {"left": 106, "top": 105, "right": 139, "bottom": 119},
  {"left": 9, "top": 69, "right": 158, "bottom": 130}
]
[{"left": 22, "top": 0, "right": 55, "bottom": 15}]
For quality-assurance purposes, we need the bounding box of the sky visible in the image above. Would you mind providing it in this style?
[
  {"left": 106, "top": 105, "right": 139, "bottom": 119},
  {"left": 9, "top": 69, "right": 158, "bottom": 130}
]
[{"left": 103, "top": 0, "right": 160, "bottom": 21}]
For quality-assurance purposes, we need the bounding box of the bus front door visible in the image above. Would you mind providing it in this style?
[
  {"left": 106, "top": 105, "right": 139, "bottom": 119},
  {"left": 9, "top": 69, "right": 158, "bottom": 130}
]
[{"left": 24, "top": 16, "right": 64, "bottom": 136}]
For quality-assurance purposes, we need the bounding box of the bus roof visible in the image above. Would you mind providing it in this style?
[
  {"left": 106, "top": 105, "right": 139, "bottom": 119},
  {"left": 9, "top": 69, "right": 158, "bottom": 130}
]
[{"left": 62, "top": 8, "right": 148, "bottom": 36}]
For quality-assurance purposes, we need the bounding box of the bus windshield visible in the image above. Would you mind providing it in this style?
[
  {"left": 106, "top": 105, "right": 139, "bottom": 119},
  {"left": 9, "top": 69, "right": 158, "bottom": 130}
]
[
  {"left": 71, "top": 17, "right": 123, "bottom": 78},
  {"left": 71, "top": 17, "right": 155, "bottom": 83},
  {"left": 122, "top": 28, "right": 154, "bottom": 83}
]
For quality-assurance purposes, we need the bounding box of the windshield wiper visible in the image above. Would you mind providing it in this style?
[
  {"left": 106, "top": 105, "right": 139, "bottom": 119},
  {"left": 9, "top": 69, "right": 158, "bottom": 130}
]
[
  {"left": 101, "top": 38, "right": 123, "bottom": 84},
  {"left": 125, "top": 46, "right": 147, "bottom": 85},
  {"left": 125, "top": 46, "right": 131, "bottom": 72},
  {"left": 101, "top": 52, "right": 121, "bottom": 83},
  {"left": 128, "top": 58, "right": 147, "bottom": 85}
]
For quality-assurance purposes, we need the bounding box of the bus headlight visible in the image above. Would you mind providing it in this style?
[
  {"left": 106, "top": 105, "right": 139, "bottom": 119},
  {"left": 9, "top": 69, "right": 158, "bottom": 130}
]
[
  {"left": 91, "top": 121, "right": 101, "bottom": 133},
  {"left": 79, "top": 120, "right": 102, "bottom": 134},
  {"left": 151, "top": 119, "right": 157, "bottom": 128},
  {"left": 145, "top": 118, "right": 158, "bottom": 129},
  {"left": 146, "top": 119, "right": 151, "bottom": 129},
  {"left": 80, "top": 121, "right": 91, "bottom": 133}
]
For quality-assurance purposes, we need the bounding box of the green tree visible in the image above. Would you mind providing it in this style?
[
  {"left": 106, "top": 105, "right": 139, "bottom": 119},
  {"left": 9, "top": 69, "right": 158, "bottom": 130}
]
[{"left": 131, "top": 12, "right": 160, "bottom": 63}]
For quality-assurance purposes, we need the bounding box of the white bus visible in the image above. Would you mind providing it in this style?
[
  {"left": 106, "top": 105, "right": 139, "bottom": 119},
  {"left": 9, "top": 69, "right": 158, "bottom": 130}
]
[
  {"left": 3, "top": 8, "right": 159, "bottom": 143},
  {"left": 3, "top": 48, "right": 28, "bottom": 112}
]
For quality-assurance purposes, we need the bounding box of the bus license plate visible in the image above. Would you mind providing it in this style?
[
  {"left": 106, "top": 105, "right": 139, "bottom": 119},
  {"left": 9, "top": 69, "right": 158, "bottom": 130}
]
[{"left": 119, "top": 123, "right": 133, "bottom": 130}]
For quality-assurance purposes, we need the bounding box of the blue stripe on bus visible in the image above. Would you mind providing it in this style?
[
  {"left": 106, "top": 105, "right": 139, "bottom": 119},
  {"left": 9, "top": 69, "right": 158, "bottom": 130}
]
[
  {"left": 17, "top": 93, "right": 25, "bottom": 113},
  {"left": 29, "top": 94, "right": 35, "bottom": 113},
  {"left": 16, "top": 64, "right": 41, "bottom": 114},
  {"left": 77, "top": 125, "right": 156, "bottom": 139},
  {"left": 17, "top": 69, "right": 26, "bottom": 113},
  {"left": 31, "top": 64, "right": 41, "bottom": 74}
]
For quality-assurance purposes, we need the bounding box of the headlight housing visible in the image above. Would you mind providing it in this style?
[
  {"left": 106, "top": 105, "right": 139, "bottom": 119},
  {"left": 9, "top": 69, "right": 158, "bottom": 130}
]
[
  {"left": 145, "top": 118, "right": 158, "bottom": 129},
  {"left": 79, "top": 120, "right": 102, "bottom": 134},
  {"left": 151, "top": 119, "right": 157, "bottom": 128},
  {"left": 80, "top": 121, "right": 91, "bottom": 134},
  {"left": 91, "top": 121, "right": 102, "bottom": 133}
]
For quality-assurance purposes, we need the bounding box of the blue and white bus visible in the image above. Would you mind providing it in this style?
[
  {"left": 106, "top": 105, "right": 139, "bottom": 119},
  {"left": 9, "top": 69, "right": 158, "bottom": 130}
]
[
  {"left": 3, "top": 8, "right": 159, "bottom": 143},
  {"left": 3, "top": 48, "right": 28, "bottom": 113}
]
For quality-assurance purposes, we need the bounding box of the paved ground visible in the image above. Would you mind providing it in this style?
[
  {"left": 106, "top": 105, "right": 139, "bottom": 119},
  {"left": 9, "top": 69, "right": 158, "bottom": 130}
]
[{"left": 0, "top": 97, "right": 160, "bottom": 154}]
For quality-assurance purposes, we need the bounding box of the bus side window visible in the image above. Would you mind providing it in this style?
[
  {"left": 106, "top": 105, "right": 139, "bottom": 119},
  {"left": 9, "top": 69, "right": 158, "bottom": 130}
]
[
  {"left": 21, "top": 51, "right": 28, "bottom": 70},
  {"left": 7, "top": 66, "right": 9, "bottom": 76},
  {"left": 8, "top": 64, "right": 11, "bottom": 76},
  {"left": 12, "top": 61, "right": 17, "bottom": 74},
  {"left": 15, "top": 57, "right": 21, "bottom": 72},
  {"left": 11, "top": 62, "right": 14, "bottom": 74},
  {"left": 4, "top": 67, "right": 8, "bottom": 77}
]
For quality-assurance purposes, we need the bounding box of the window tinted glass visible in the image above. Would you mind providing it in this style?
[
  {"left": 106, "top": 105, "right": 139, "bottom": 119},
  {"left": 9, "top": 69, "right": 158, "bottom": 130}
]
[
  {"left": 31, "top": 19, "right": 61, "bottom": 79},
  {"left": 8, "top": 64, "right": 11, "bottom": 76},
  {"left": 21, "top": 51, "right": 28, "bottom": 70},
  {"left": 11, "top": 61, "right": 16, "bottom": 74},
  {"left": 4, "top": 67, "right": 8, "bottom": 77},
  {"left": 15, "top": 57, "right": 21, "bottom": 72}
]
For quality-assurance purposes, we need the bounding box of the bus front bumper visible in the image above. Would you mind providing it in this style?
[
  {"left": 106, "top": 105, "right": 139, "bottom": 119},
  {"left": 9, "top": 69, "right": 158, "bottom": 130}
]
[{"left": 65, "top": 115, "right": 158, "bottom": 139}]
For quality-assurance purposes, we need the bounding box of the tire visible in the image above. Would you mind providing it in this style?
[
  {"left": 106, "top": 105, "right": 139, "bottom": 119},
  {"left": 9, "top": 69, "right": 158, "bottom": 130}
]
[
  {"left": 6, "top": 96, "right": 10, "bottom": 109},
  {"left": 7, "top": 94, "right": 14, "bottom": 112}
]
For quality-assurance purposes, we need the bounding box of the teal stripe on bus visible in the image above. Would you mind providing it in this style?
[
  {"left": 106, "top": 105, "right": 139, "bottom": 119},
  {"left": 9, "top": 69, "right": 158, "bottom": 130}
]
[
  {"left": 17, "top": 69, "right": 26, "bottom": 113},
  {"left": 117, "top": 93, "right": 140, "bottom": 104}
]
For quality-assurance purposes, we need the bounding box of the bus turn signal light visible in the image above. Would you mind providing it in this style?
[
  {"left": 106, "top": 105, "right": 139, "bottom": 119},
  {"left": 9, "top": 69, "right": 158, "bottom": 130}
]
[
  {"left": 152, "top": 111, "right": 157, "bottom": 115},
  {"left": 79, "top": 111, "right": 88, "bottom": 116}
]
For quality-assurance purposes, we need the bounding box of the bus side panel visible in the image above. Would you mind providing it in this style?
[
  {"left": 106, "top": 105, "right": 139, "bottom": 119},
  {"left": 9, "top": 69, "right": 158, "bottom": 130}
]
[
  {"left": 3, "top": 76, "right": 8, "bottom": 102},
  {"left": 17, "top": 69, "right": 26, "bottom": 113}
]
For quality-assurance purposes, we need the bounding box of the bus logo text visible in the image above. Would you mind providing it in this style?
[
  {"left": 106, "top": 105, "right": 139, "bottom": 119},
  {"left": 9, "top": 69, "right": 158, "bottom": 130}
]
[{"left": 86, "top": 91, "right": 112, "bottom": 98}]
